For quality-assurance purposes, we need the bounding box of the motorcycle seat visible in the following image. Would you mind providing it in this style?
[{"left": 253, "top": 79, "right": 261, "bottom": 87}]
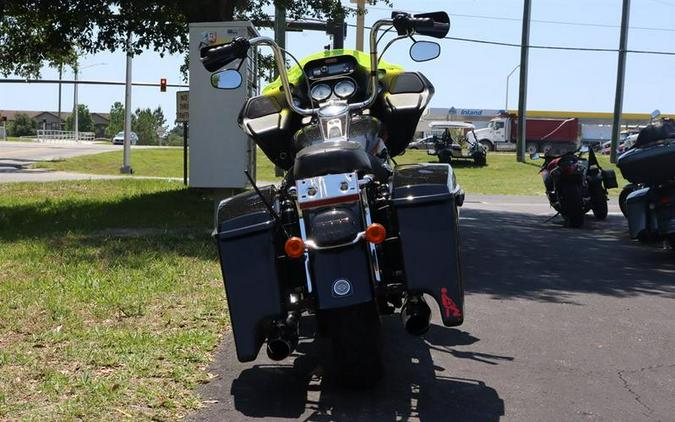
[{"left": 293, "top": 141, "right": 374, "bottom": 179}]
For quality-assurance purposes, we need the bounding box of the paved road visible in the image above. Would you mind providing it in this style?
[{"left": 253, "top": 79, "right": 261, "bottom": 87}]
[
  {"left": 189, "top": 197, "right": 674, "bottom": 422},
  {"left": 0, "top": 141, "right": 181, "bottom": 183},
  {"left": 0, "top": 141, "right": 120, "bottom": 167}
]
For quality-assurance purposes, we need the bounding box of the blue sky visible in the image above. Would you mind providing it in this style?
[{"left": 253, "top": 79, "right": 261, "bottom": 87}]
[{"left": 1, "top": 0, "right": 673, "bottom": 124}]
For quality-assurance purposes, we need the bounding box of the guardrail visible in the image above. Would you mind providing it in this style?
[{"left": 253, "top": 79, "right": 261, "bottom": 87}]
[{"left": 32, "top": 130, "right": 96, "bottom": 143}]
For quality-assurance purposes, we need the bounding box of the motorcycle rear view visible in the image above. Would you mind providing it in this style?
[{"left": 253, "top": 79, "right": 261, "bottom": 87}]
[
  {"left": 617, "top": 119, "right": 675, "bottom": 247},
  {"left": 533, "top": 146, "right": 617, "bottom": 228},
  {"left": 203, "top": 10, "right": 465, "bottom": 386}
]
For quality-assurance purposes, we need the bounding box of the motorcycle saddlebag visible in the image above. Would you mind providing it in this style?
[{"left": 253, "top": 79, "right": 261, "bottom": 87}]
[
  {"left": 626, "top": 187, "right": 654, "bottom": 239},
  {"left": 617, "top": 140, "right": 675, "bottom": 185},
  {"left": 392, "top": 164, "right": 465, "bottom": 326},
  {"left": 214, "top": 187, "right": 283, "bottom": 362},
  {"left": 601, "top": 169, "right": 618, "bottom": 189}
]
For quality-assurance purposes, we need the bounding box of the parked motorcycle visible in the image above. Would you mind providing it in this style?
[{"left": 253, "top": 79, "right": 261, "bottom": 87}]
[
  {"left": 532, "top": 146, "right": 617, "bottom": 227},
  {"left": 201, "top": 11, "right": 464, "bottom": 385},
  {"left": 617, "top": 119, "right": 675, "bottom": 247}
]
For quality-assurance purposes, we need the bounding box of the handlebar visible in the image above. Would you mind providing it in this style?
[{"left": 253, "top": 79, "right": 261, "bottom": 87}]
[{"left": 200, "top": 11, "right": 449, "bottom": 117}]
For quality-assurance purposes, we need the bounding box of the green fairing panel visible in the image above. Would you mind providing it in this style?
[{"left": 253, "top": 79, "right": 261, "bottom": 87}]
[{"left": 262, "top": 49, "right": 404, "bottom": 96}]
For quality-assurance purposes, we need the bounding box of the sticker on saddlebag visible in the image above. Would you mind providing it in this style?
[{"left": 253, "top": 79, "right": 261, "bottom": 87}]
[{"left": 441, "top": 288, "right": 462, "bottom": 318}]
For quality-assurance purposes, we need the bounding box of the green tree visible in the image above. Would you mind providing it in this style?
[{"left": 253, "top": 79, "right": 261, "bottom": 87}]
[
  {"left": 8, "top": 113, "right": 36, "bottom": 137},
  {"left": 105, "top": 101, "right": 125, "bottom": 137},
  {"left": 1, "top": 1, "right": 388, "bottom": 78},
  {"left": 152, "top": 107, "right": 167, "bottom": 138},
  {"left": 131, "top": 108, "right": 160, "bottom": 145},
  {"left": 65, "top": 105, "right": 95, "bottom": 133}
]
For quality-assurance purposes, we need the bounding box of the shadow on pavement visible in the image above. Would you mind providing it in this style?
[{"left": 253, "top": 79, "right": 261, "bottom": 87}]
[
  {"left": 225, "top": 317, "right": 505, "bottom": 422},
  {"left": 460, "top": 208, "right": 675, "bottom": 303}
]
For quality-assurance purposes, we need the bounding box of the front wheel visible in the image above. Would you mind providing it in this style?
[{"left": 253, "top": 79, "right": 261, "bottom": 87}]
[
  {"left": 479, "top": 140, "right": 494, "bottom": 152},
  {"left": 474, "top": 154, "right": 487, "bottom": 166},
  {"left": 321, "top": 302, "right": 382, "bottom": 387},
  {"left": 590, "top": 181, "right": 608, "bottom": 220}
]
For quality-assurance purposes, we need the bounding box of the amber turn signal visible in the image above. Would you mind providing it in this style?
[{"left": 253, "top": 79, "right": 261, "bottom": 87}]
[
  {"left": 365, "top": 223, "right": 386, "bottom": 244},
  {"left": 284, "top": 236, "right": 305, "bottom": 258}
]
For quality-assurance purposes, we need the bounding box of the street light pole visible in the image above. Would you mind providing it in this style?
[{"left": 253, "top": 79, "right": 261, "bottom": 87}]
[
  {"left": 121, "top": 31, "right": 134, "bottom": 174},
  {"left": 73, "top": 63, "right": 79, "bottom": 141},
  {"left": 505, "top": 65, "right": 520, "bottom": 112}
]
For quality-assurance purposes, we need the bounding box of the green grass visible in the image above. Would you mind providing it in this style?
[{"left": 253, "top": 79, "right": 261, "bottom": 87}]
[
  {"left": 0, "top": 180, "right": 227, "bottom": 420},
  {"left": 36, "top": 147, "right": 627, "bottom": 196},
  {"left": 36, "top": 148, "right": 185, "bottom": 179},
  {"left": 396, "top": 150, "right": 627, "bottom": 196}
]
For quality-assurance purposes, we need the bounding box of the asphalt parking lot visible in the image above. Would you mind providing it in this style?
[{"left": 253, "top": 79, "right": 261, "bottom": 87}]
[{"left": 189, "top": 197, "right": 675, "bottom": 422}]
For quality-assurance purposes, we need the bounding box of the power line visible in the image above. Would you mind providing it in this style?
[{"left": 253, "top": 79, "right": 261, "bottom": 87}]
[
  {"left": 346, "top": 23, "right": 675, "bottom": 56},
  {"left": 360, "top": 4, "right": 675, "bottom": 33}
]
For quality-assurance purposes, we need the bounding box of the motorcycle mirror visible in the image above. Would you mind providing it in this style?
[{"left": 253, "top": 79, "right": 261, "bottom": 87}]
[
  {"left": 530, "top": 152, "right": 541, "bottom": 160},
  {"left": 409, "top": 41, "right": 441, "bottom": 62},
  {"left": 210, "top": 69, "right": 243, "bottom": 90}
]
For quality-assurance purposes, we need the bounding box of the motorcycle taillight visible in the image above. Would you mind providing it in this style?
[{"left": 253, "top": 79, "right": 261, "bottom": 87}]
[{"left": 562, "top": 164, "right": 577, "bottom": 176}]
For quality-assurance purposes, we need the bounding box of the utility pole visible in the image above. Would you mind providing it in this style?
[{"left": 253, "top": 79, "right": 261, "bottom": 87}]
[
  {"left": 121, "top": 31, "right": 134, "bottom": 174},
  {"left": 73, "top": 62, "right": 79, "bottom": 141},
  {"left": 611, "top": 0, "right": 631, "bottom": 164},
  {"left": 273, "top": 2, "right": 286, "bottom": 178},
  {"left": 354, "top": 0, "right": 366, "bottom": 51},
  {"left": 516, "top": 0, "right": 531, "bottom": 163}
]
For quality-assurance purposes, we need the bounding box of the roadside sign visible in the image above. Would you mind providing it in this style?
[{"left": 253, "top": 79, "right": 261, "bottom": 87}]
[{"left": 176, "top": 91, "right": 189, "bottom": 123}]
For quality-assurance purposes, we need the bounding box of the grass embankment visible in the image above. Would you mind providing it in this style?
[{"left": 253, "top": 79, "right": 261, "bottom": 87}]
[
  {"left": 38, "top": 148, "right": 627, "bottom": 196},
  {"left": 0, "top": 180, "right": 226, "bottom": 420},
  {"left": 36, "top": 148, "right": 184, "bottom": 179}
]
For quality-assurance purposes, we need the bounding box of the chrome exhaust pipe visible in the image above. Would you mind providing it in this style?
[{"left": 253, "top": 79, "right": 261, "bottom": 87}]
[
  {"left": 401, "top": 295, "right": 431, "bottom": 336},
  {"left": 266, "top": 313, "right": 299, "bottom": 361},
  {"left": 266, "top": 336, "right": 295, "bottom": 361}
]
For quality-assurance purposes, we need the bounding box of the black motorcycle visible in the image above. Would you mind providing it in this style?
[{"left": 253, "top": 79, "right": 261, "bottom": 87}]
[
  {"left": 201, "top": 11, "right": 464, "bottom": 385},
  {"left": 533, "top": 147, "right": 617, "bottom": 227},
  {"left": 617, "top": 119, "right": 675, "bottom": 247}
]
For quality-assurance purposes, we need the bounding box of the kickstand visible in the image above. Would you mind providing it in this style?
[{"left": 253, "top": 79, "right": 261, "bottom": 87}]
[{"left": 543, "top": 212, "right": 560, "bottom": 223}]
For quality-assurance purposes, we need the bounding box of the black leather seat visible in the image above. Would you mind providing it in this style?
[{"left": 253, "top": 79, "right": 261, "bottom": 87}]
[{"left": 293, "top": 141, "right": 373, "bottom": 179}]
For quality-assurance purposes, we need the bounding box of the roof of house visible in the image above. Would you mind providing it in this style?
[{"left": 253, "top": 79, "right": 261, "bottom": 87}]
[{"left": 0, "top": 110, "right": 110, "bottom": 122}]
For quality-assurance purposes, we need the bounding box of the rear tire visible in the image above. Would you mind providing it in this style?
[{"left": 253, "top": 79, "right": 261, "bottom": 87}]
[
  {"left": 559, "top": 184, "right": 584, "bottom": 228},
  {"left": 590, "top": 182, "right": 608, "bottom": 220},
  {"left": 322, "top": 302, "right": 382, "bottom": 388}
]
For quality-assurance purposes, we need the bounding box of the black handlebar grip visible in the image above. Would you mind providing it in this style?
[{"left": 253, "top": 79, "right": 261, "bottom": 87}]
[
  {"left": 392, "top": 11, "right": 450, "bottom": 39},
  {"left": 200, "top": 37, "right": 251, "bottom": 72},
  {"left": 411, "top": 12, "right": 450, "bottom": 39}
]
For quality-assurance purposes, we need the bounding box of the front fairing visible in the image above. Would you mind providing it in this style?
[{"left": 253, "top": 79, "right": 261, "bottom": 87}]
[{"left": 294, "top": 115, "right": 382, "bottom": 155}]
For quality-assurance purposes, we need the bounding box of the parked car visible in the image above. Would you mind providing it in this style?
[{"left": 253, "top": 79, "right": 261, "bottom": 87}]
[
  {"left": 112, "top": 131, "right": 138, "bottom": 145},
  {"left": 408, "top": 136, "right": 435, "bottom": 150}
]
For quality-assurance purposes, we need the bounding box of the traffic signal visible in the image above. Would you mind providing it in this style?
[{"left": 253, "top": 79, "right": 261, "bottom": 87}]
[{"left": 160, "top": 78, "right": 167, "bottom": 92}]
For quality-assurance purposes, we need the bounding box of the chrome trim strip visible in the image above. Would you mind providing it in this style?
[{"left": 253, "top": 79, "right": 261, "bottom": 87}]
[
  {"left": 305, "top": 232, "right": 365, "bottom": 251},
  {"left": 361, "top": 188, "right": 382, "bottom": 283},
  {"left": 298, "top": 216, "right": 313, "bottom": 294}
]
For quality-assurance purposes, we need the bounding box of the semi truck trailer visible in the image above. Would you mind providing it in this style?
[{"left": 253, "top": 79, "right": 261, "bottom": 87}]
[{"left": 468, "top": 115, "right": 580, "bottom": 154}]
